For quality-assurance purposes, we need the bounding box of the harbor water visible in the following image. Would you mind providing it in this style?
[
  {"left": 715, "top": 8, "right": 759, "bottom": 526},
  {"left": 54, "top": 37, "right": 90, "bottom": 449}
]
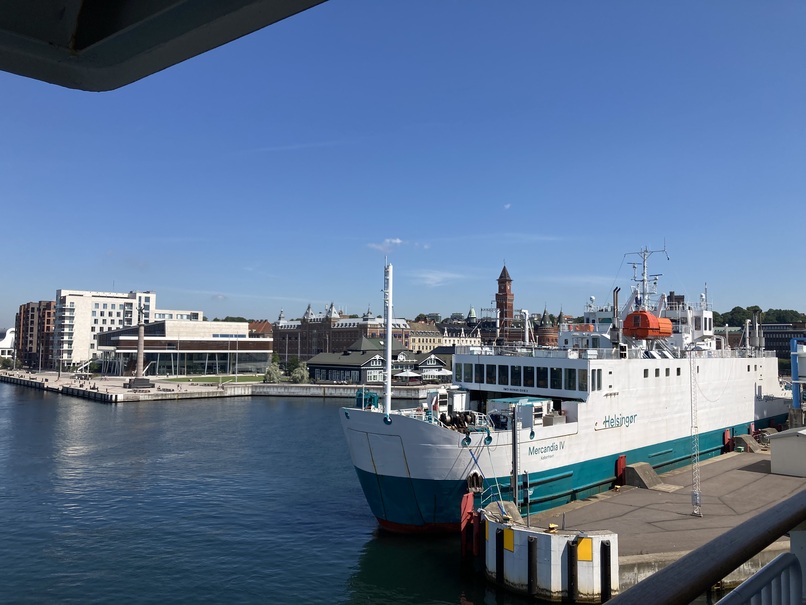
[{"left": 0, "top": 382, "right": 537, "bottom": 605}]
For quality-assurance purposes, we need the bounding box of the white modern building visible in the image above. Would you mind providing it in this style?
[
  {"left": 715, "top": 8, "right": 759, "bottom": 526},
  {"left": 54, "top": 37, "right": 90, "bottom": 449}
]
[
  {"left": 53, "top": 289, "right": 203, "bottom": 370},
  {"left": 0, "top": 327, "right": 15, "bottom": 359},
  {"left": 96, "top": 319, "right": 273, "bottom": 377}
]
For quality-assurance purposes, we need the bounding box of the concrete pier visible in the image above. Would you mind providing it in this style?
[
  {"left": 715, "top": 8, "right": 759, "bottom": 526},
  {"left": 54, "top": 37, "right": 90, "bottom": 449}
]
[
  {"left": 0, "top": 371, "right": 433, "bottom": 402},
  {"left": 528, "top": 451, "right": 806, "bottom": 593}
]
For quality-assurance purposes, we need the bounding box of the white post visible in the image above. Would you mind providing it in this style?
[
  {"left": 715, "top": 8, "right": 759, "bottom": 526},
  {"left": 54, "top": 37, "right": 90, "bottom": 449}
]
[
  {"left": 791, "top": 521, "right": 806, "bottom": 600},
  {"left": 384, "top": 263, "right": 393, "bottom": 418}
]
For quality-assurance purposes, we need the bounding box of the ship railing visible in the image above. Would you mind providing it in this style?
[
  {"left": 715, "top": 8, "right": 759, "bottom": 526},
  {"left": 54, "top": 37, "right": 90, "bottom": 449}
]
[
  {"left": 454, "top": 345, "right": 622, "bottom": 360},
  {"left": 395, "top": 406, "right": 450, "bottom": 428},
  {"left": 607, "top": 489, "right": 806, "bottom": 605},
  {"left": 479, "top": 485, "right": 501, "bottom": 509}
]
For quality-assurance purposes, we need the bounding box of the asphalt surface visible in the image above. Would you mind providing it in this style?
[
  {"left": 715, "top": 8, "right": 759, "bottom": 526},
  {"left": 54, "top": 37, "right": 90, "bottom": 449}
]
[{"left": 529, "top": 450, "right": 806, "bottom": 558}]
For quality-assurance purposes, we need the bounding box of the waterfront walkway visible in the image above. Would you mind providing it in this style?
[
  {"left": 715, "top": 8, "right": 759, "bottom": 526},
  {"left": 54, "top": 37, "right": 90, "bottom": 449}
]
[
  {"left": 0, "top": 370, "right": 431, "bottom": 402},
  {"left": 529, "top": 450, "right": 806, "bottom": 590}
]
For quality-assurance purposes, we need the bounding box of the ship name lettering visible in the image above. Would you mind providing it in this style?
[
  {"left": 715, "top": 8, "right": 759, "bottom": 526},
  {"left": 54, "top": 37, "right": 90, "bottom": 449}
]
[
  {"left": 602, "top": 413, "right": 637, "bottom": 428},
  {"left": 528, "top": 441, "right": 564, "bottom": 456}
]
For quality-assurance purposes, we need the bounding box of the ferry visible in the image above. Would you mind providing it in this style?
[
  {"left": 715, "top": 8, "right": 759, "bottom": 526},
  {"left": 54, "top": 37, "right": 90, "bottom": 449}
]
[{"left": 339, "top": 252, "right": 792, "bottom": 533}]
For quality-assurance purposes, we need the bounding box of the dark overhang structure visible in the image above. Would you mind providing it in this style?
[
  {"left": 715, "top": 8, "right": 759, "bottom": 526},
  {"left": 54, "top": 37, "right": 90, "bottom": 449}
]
[{"left": 0, "top": 0, "right": 326, "bottom": 91}]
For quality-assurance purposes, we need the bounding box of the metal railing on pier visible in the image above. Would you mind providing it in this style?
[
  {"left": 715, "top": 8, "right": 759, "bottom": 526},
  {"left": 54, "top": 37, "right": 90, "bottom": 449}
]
[{"left": 607, "top": 489, "right": 806, "bottom": 605}]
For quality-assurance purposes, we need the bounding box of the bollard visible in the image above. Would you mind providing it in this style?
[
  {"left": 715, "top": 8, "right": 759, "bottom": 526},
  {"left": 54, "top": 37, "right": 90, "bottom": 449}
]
[
  {"left": 601, "top": 539, "right": 612, "bottom": 602},
  {"left": 462, "top": 516, "right": 473, "bottom": 561},
  {"left": 496, "top": 528, "right": 504, "bottom": 586},
  {"left": 567, "top": 537, "right": 579, "bottom": 603},
  {"left": 528, "top": 535, "right": 538, "bottom": 596},
  {"left": 475, "top": 516, "right": 485, "bottom": 573}
]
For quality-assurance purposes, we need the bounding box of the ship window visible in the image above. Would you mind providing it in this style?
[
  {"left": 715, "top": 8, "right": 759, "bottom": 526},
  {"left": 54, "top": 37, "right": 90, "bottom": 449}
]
[
  {"left": 747, "top": 365, "right": 750, "bottom": 372},
  {"left": 537, "top": 367, "right": 548, "bottom": 388},
  {"left": 498, "top": 365, "right": 509, "bottom": 385},
  {"left": 475, "top": 364, "right": 483, "bottom": 382},
  {"left": 666, "top": 368, "right": 670, "bottom": 377},
  {"left": 695, "top": 317, "right": 702, "bottom": 330},
  {"left": 565, "top": 368, "right": 576, "bottom": 390},
  {"left": 597, "top": 369, "right": 603, "bottom": 390},
  {"left": 578, "top": 369, "right": 588, "bottom": 392},
  {"left": 523, "top": 366, "right": 534, "bottom": 387},
  {"left": 655, "top": 368, "right": 660, "bottom": 377},
  {"left": 550, "top": 368, "right": 562, "bottom": 389},
  {"left": 464, "top": 363, "right": 473, "bottom": 382},
  {"left": 486, "top": 364, "right": 496, "bottom": 384},
  {"left": 677, "top": 368, "right": 681, "bottom": 376},
  {"left": 455, "top": 364, "right": 463, "bottom": 381},
  {"left": 511, "top": 366, "right": 521, "bottom": 386},
  {"left": 644, "top": 369, "right": 649, "bottom": 378}
]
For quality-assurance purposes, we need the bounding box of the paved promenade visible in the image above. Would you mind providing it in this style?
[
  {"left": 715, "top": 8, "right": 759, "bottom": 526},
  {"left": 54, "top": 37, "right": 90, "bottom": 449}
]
[
  {"left": 0, "top": 370, "right": 431, "bottom": 401},
  {"left": 529, "top": 450, "right": 806, "bottom": 588}
]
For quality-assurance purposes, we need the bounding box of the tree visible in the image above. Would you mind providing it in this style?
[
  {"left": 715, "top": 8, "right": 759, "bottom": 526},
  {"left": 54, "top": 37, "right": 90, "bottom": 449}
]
[
  {"left": 271, "top": 352, "right": 280, "bottom": 365},
  {"left": 285, "top": 356, "right": 301, "bottom": 374},
  {"left": 290, "top": 362, "right": 309, "bottom": 384},
  {"left": 720, "top": 306, "right": 752, "bottom": 327},
  {"left": 764, "top": 309, "right": 806, "bottom": 324},
  {"left": 264, "top": 362, "right": 283, "bottom": 383},
  {"left": 414, "top": 313, "right": 428, "bottom": 323}
]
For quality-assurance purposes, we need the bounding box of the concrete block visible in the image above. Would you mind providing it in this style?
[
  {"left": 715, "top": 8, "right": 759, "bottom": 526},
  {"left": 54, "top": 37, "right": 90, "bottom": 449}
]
[{"left": 624, "top": 462, "right": 663, "bottom": 489}]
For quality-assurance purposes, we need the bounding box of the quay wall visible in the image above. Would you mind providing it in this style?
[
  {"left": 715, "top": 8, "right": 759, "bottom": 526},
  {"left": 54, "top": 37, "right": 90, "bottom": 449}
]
[{"left": 0, "top": 373, "right": 430, "bottom": 403}]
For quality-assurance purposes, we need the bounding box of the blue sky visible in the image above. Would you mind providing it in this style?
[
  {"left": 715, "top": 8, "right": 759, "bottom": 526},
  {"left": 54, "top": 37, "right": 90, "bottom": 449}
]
[{"left": 2, "top": 1, "right": 805, "bottom": 328}]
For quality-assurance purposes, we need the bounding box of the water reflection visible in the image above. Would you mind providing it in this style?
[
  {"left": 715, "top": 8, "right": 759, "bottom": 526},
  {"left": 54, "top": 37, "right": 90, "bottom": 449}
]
[{"left": 348, "top": 530, "right": 537, "bottom": 605}]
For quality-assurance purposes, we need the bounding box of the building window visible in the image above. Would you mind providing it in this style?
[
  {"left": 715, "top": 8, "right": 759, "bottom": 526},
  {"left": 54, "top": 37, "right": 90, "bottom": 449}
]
[
  {"left": 550, "top": 368, "right": 562, "bottom": 389},
  {"left": 511, "top": 365, "right": 521, "bottom": 387},
  {"left": 537, "top": 367, "right": 548, "bottom": 388},
  {"left": 523, "top": 366, "right": 535, "bottom": 387},
  {"left": 565, "top": 368, "right": 576, "bottom": 390},
  {"left": 497, "top": 365, "right": 509, "bottom": 386}
]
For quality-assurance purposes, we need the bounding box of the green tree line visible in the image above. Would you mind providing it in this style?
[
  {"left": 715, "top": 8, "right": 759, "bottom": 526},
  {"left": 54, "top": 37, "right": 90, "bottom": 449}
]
[{"left": 713, "top": 307, "right": 806, "bottom": 327}]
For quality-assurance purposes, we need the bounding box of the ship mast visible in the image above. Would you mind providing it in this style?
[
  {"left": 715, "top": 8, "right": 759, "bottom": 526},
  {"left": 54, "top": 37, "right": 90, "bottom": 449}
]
[
  {"left": 627, "top": 245, "right": 668, "bottom": 311},
  {"left": 383, "top": 262, "right": 393, "bottom": 419}
]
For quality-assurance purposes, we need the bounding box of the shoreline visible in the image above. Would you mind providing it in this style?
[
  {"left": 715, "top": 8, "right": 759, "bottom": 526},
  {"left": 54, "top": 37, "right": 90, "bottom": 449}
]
[{"left": 0, "top": 370, "right": 435, "bottom": 403}]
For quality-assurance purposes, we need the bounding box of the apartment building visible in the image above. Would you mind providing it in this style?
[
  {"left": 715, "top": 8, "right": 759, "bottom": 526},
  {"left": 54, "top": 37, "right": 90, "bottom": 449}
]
[
  {"left": 53, "top": 289, "right": 202, "bottom": 369},
  {"left": 273, "top": 303, "right": 411, "bottom": 363},
  {"left": 15, "top": 300, "right": 55, "bottom": 369}
]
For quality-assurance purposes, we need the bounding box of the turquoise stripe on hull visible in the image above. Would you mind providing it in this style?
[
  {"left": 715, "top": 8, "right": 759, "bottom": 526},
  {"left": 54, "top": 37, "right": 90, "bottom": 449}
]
[{"left": 352, "top": 418, "right": 786, "bottom": 532}]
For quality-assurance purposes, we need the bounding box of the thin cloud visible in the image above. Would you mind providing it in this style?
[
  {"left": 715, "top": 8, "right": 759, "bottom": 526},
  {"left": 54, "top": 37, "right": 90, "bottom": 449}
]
[
  {"left": 368, "top": 238, "right": 404, "bottom": 253},
  {"left": 410, "top": 270, "right": 465, "bottom": 288},
  {"left": 504, "top": 203, "right": 512, "bottom": 210}
]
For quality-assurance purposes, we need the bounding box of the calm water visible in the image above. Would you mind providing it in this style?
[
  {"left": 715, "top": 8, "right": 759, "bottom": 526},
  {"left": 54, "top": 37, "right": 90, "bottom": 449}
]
[{"left": 0, "top": 383, "right": 535, "bottom": 605}]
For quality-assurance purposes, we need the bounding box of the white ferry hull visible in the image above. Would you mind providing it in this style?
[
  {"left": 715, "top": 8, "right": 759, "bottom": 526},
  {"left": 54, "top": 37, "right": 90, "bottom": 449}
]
[{"left": 340, "top": 353, "right": 790, "bottom": 533}]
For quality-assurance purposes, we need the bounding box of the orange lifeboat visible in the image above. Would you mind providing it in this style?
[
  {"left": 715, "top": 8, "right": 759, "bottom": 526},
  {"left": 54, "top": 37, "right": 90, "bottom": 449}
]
[{"left": 623, "top": 310, "right": 672, "bottom": 339}]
